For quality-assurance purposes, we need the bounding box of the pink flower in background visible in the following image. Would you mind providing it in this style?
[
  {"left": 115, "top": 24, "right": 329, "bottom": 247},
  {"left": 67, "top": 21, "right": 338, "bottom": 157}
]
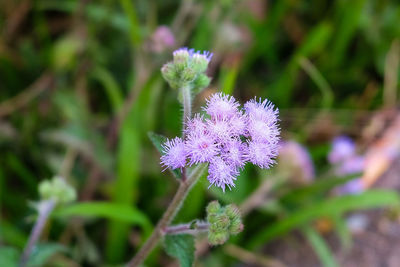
[{"left": 149, "top": 26, "right": 175, "bottom": 53}]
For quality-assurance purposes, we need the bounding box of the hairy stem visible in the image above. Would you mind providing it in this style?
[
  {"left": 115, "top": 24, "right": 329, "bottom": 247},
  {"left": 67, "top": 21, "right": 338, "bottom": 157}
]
[
  {"left": 19, "top": 199, "right": 56, "bottom": 267},
  {"left": 164, "top": 221, "right": 209, "bottom": 235},
  {"left": 127, "top": 164, "right": 206, "bottom": 266},
  {"left": 181, "top": 85, "right": 192, "bottom": 137}
]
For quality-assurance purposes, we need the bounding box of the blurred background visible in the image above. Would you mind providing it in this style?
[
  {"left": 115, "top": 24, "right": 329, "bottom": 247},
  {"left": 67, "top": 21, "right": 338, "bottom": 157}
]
[{"left": 1, "top": 0, "right": 400, "bottom": 266}]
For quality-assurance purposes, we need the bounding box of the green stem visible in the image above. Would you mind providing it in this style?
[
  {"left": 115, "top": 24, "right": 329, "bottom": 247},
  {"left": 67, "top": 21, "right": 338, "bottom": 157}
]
[{"left": 127, "top": 164, "right": 206, "bottom": 267}]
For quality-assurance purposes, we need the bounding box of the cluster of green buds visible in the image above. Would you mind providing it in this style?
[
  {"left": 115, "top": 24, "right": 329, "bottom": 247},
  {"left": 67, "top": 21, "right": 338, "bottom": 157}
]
[
  {"left": 161, "top": 47, "right": 212, "bottom": 95},
  {"left": 38, "top": 176, "right": 76, "bottom": 205},
  {"left": 206, "top": 200, "right": 243, "bottom": 246}
]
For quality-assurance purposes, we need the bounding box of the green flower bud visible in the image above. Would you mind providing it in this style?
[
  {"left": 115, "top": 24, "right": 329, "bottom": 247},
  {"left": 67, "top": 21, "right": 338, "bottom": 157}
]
[
  {"left": 38, "top": 176, "right": 76, "bottom": 205},
  {"left": 39, "top": 181, "right": 53, "bottom": 200},
  {"left": 193, "top": 74, "right": 211, "bottom": 93},
  {"left": 181, "top": 67, "right": 197, "bottom": 82},
  {"left": 173, "top": 49, "right": 189, "bottom": 72},
  {"left": 229, "top": 218, "right": 244, "bottom": 235},
  {"left": 206, "top": 200, "right": 221, "bottom": 215},
  {"left": 225, "top": 204, "right": 241, "bottom": 220},
  {"left": 214, "top": 214, "right": 230, "bottom": 230},
  {"left": 208, "top": 231, "right": 229, "bottom": 246},
  {"left": 191, "top": 54, "right": 209, "bottom": 73},
  {"left": 161, "top": 63, "right": 178, "bottom": 85}
]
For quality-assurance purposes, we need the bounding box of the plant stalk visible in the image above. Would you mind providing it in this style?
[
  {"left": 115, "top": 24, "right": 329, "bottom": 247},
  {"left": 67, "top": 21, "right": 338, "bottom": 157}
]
[
  {"left": 127, "top": 164, "right": 206, "bottom": 266},
  {"left": 165, "top": 221, "right": 209, "bottom": 235},
  {"left": 19, "top": 199, "right": 56, "bottom": 267},
  {"left": 128, "top": 85, "right": 201, "bottom": 266},
  {"left": 181, "top": 85, "right": 191, "bottom": 138}
]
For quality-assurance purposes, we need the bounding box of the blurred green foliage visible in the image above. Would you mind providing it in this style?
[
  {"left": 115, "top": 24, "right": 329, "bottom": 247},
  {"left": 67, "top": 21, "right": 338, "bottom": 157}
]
[{"left": 1, "top": 0, "right": 400, "bottom": 266}]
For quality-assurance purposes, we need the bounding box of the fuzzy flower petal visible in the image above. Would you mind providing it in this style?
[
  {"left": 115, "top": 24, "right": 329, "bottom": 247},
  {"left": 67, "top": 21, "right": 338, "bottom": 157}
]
[
  {"left": 184, "top": 114, "right": 207, "bottom": 136},
  {"left": 244, "top": 98, "right": 279, "bottom": 122},
  {"left": 246, "top": 141, "right": 279, "bottom": 169},
  {"left": 186, "top": 132, "right": 218, "bottom": 165},
  {"left": 160, "top": 137, "right": 186, "bottom": 170},
  {"left": 207, "top": 157, "right": 238, "bottom": 192},
  {"left": 206, "top": 118, "right": 233, "bottom": 142},
  {"left": 204, "top": 93, "right": 240, "bottom": 120},
  {"left": 220, "top": 139, "right": 248, "bottom": 169}
]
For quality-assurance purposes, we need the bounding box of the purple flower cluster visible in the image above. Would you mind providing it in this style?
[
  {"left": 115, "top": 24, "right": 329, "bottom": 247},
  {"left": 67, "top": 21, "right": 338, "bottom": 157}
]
[
  {"left": 328, "top": 136, "right": 365, "bottom": 195},
  {"left": 161, "top": 93, "right": 280, "bottom": 191}
]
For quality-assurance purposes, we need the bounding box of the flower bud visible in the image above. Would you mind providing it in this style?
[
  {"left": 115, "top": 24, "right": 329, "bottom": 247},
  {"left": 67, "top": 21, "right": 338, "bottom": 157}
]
[
  {"left": 162, "top": 48, "right": 212, "bottom": 95},
  {"left": 214, "top": 214, "right": 230, "bottom": 230},
  {"left": 173, "top": 48, "right": 189, "bottom": 71},
  {"left": 161, "top": 63, "right": 178, "bottom": 84},
  {"left": 38, "top": 176, "right": 76, "bottom": 205},
  {"left": 206, "top": 200, "right": 221, "bottom": 214},
  {"left": 191, "top": 54, "right": 210, "bottom": 73},
  {"left": 181, "top": 67, "right": 197, "bottom": 82},
  {"left": 225, "top": 204, "right": 240, "bottom": 220},
  {"left": 229, "top": 218, "right": 244, "bottom": 234},
  {"left": 193, "top": 74, "right": 211, "bottom": 93},
  {"left": 208, "top": 231, "right": 229, "bottom": 246}
]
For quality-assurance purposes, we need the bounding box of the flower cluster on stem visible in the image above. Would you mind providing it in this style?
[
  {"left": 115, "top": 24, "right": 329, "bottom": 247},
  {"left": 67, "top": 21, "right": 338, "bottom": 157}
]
[{"left": 161, "top": 93, "right": 280, "bottom": 191}]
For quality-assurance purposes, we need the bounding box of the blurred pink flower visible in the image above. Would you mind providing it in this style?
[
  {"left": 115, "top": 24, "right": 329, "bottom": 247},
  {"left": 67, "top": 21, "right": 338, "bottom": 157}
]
[{"left": 149, "top": 26, "right": 175, "bottom": 53}]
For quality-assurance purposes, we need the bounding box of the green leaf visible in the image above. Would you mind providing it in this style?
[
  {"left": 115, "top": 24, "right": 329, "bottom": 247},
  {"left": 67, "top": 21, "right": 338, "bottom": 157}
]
[
  {"left": 280, "top": 174, "right": 359, "bottom": 207},
  {"left": 91, "top": 67, "right": 123, "bottom": 113},
  {"left": 303, "top": 226, "right": 338, "bottom": 267},
  {"left": 332, "top": 215, "right": 352, "bottom": 250},
  {"left": 27, "top": 243, "right": 68, "bottom": 267},
  {"left": 0, "top": 221, "right": 27, "bottom": 248},
  {"left": 249, "top": 190, "right": 400, "bottom": 248},
  {"left": 148, "top": 132, "right": 181, "bottom": 178},
  {"left": 164, "top": 234, "right": 195, "bottom": 267},
  {"left": 54, "top": 202, "right": 152, "bottom": 236},
  {"left": 0, "top": 246, "right": 19, "bottom": 267}
]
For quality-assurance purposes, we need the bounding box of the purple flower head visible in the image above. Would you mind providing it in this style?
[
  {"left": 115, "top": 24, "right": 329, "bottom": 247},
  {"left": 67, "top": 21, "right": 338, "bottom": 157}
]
[
  {"left": 229, "top": 112, "right": 247, "bottom": 136},
  {"left": 246, "top": 141, "right": 278, "bottom": 169},
  {"left": 245, "top": 98, "right": 280, "bottom": 144},
  {"left": 204, "top": 93, "right": 240, "bottom": 120},
  {"left": 244, "top": 98, "right": 279, "bottom": 122},
  {"left": 159, "top": 93, "right": 280, "bottom": 192},
  {"left": 278, "top": 141, "right": 315, "bottom": 183},
  {"left": 160, "top": 137, "right": 186, "bottom": 170},
  {"left": 206, "top": 118, "right": 233, "bottom": 142},
  {"left": 184, "top": 114, "right": 207, "bottom": 136},
  {"left": 185, "top": 132, "right": 218, "bottom": 165},
  {"left": 207, "top": 157, "right": 238, "bottom": 192},
  {"left": 220, "top": 139, "right": 248, "bottom": 169},
  {"left": 328, "top": 136, "right": 356, "bottom": 164}
]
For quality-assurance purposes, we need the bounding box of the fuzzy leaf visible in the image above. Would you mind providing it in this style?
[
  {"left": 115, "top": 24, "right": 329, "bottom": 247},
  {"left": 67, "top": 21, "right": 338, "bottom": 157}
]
[
  {"left": 148, "top": 132, "right": 181, "bottom": 178},
  {"left": 164, "top": 234, "right": 195, "bottom": 267}
]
